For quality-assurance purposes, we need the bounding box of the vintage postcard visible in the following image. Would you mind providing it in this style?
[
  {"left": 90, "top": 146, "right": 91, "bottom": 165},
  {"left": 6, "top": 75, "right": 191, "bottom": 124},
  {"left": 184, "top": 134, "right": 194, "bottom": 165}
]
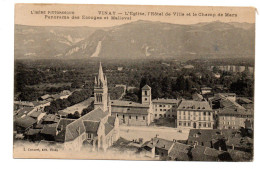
[{"left": 14, "top": 4, "right": 255, "bottom": 161}]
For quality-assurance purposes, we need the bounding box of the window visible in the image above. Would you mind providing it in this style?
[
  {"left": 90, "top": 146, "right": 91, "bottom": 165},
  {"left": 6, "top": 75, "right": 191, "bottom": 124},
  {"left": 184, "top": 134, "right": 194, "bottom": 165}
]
[
  {"left": 188, "top": 122, "right": 191, "bottom": 126},
  {"left": 208, "top": 112, "right": 211, "bottom": 116},
  {"left": 164, "top": 114, "right": 166, "bottom": 118},
  {"left": 160, "top": 109, "right": 162, "bottom": 111},
  {"left": 145, "top": 98, "right": 147, "bottom": 101},
  {"left": 155, "top": 109, "right": 157, "bottom": 111},
  {"left": 179, "top": 122, "right": 182, "bottom": 126},
  {"left": 208, "top": 117, "right": 211, "bottom": 121},
  {"left": 123, "top": 115, "right": 125, "bottom": 119},
  {"left": 143, "top": 116, "right": 145, "bottom": 120},
  {"left": 145, "top": 91, "right": 147, "bottom": 95},
  {"left": 163, "top": 109, "right": 166, "bottom": 111},
  {"left": 155, "top": 114, "right": 157, "bottom": 117},
  {"left": 183, "top": 111, "right": 185, "bottom": 115},
  {"left": 203, "top": 112, "right": 206, "bottom": 116},
  {"left": 168, "top": 115, "right": 170, "bottom": 117},
  {"left": 203, "top": 123, "right": 206, "bottom": 127},
  {"left": 208, "top": 123, "right": 211, "bottom": 128},
  {"left": 129, "top": 115, "right": 131, "bottom": 119},
  {"left": 159, "top": 105, "right": 162, "bottom": 107},
  {"left": 160, "top": 114, "right": 162, "bottom": 117},
  {"left": 136, "top": 116, "right": 138, "bottom": 120},
  {"left": 88, "top": 133, "right": 92, "bottom": 139},
  {"left": 163, "top": 105, "right": 166, "bottom": 107},
  {"left": 184, "top": 122, "right": 186, "bottom": 126}
]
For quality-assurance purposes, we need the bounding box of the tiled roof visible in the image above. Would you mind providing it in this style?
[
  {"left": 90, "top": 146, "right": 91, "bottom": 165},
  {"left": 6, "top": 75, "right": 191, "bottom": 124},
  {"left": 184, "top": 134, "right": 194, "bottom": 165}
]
[
  {"left": 177, "top": 100, "right": 212, "bottom": 111},
  {"left": 25, "top": 129, "right": 41, "bottom": 135},
  {"left": 15, "top": 107, "right": 34, "bottom": 118},
  {"left": 220, "top": 98, "right": 245, "bottom": 110},
  {"left": 104, "top": 122, "right": 114, "bottom": 135},
  {"left": 40, "top": 123, "right": 58, "bottom": 136},
  {"left": 43, "top": 114, "right": 60, "bottom": 122},
  {"left": 168, "top": 142, "right": 191, "bottom": 161},
  {"left": 107, "top": 116, "right": 116, "bottom": 126},
  {"left": 152, "top": 98, "right": 180, "bottom": 104},
  {"left": 15, "top": 116, "right": 37, "bottom": 129},
  {"left": 14, "top": 101, "right": 34, "bottom": 107},
  {"left": 227, "top": 149, "right": 252, "bottom": 161},
  {"left": 191, "top": 145, "right": 221, "bottom": 161},
  {"left": 111, "top": 106, "right": 149, "bottom": 115},
  {"left": 188, "top": 129, "right": 241, "bottom": 144},
  {"left": 111, "top": 100, "right": 149, "bottom": 108},
  {"left": 218, "top": 107, "right": 252, "bottom": 116},
  {"left": 65, "top": 119, "right": 85, "bottom": 142},
  {"left": 29, "top": 110, "right": 44, "bottom": 118},
  {"left": 83, "top": 121, "right": 100, "bottom": 133},
  {"left": 81, "top": 107, "right": 108, "bottom": 121},
  {"left": 144, "top": 137, "right": 174, "bottom": 151},
  {"left": 57, "top": 118, "right": 75, "bottom": 131}
]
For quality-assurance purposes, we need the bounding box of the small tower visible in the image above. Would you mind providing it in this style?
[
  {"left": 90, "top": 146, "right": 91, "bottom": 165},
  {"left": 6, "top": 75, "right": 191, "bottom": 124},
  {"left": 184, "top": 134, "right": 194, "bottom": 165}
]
[
  {"left": 142, "top": 84, "right": 152, "bottom": 105},
  {"left": 94, "top": 62, "right": 108, "bottom": 111}
]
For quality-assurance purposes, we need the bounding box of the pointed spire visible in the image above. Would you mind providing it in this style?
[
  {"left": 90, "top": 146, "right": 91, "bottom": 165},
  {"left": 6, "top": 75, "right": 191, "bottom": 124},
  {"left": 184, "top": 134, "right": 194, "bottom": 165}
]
[
  {"left": 94, "top": 76, "right": 97, "bottom": 85},
  {"left": 98, "top": 62, "right": 105, "bottom": 84}
]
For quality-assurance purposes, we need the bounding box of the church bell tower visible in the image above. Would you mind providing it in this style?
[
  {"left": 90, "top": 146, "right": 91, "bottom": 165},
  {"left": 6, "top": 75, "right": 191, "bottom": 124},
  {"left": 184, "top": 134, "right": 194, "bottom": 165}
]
[{"left": 94, "top": 62, "right": 108, "bottom": 111}]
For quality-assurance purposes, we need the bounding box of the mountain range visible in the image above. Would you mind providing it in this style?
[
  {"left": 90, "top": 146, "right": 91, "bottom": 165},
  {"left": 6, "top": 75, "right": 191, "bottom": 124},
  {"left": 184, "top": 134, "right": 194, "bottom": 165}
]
[{"left": 15, "top": 20, "right": 255, "bottom": 60}]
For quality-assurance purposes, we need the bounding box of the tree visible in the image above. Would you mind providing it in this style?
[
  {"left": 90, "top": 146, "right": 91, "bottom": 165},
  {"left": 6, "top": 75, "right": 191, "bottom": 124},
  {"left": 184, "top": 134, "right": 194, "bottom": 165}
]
[{"left": 81, "top": 101, "right": 94, "bottom": 116}]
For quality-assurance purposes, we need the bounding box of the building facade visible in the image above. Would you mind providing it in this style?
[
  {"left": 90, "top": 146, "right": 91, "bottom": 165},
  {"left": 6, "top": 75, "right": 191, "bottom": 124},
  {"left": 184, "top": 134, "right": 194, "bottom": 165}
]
[
  {"left": 152, "top": 98, "right": 180, "bottom": 119},
  {"left": 177, "top": 100, "right": 214, "bottom": 129},
  {"left": 110, "top": 85, "right": 153, "bottom": 126},
  {"left": 218, "top": 108, "right": 253, "bottom": 129}
]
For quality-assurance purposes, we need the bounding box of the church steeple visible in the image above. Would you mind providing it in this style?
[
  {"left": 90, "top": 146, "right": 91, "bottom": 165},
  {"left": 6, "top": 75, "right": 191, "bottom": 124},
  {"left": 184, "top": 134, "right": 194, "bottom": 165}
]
[
  {"left": 94, "top": 62, "right": 108, "bottom": 111},
  {"left": 98, "top": 62, "right": 105, "bottom": 85}
]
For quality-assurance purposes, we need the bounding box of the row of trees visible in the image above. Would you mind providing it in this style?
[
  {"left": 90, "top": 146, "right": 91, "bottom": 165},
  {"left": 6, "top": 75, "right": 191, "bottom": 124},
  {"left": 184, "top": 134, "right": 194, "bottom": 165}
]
[{"left": 44, "top": 89, "right": 92, "bottom": 114}]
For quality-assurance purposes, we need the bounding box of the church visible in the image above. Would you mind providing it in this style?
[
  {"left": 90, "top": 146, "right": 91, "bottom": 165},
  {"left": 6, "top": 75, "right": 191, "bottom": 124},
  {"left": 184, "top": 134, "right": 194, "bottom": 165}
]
[
  {"left": 93, "top": 63, "right": 154, "bottom": 126},
  {"left": 55, "top": 63, "right": 119, "bottom": 151}
]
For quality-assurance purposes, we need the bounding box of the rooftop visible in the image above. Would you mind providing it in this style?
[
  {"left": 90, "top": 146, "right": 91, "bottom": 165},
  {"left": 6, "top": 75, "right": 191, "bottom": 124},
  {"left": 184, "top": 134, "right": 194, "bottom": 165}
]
[
  {"left": 15, "top": 116, "right": 37, "bottom": 129},
  {"left": 152, "top": 98, "right": 180, "bottom": 104},
  {"left": 111, "top": 106, "right": 149, "bottom": 115},
  {"left": 111, "top": 100, "right": 149, "bottom": 108},
  {"left": 142, "top": 85, "right": 151, "bottom": 90},
  {"left": 81, "top": 107, "right": 108, "bottom": 121},
  {"left": 177, "top": 100, "right": 212, "bottom": 111}
]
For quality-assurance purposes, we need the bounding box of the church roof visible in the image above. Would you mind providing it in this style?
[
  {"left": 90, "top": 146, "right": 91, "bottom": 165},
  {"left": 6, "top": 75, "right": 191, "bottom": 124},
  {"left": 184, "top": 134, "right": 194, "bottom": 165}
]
[
  {"left": 111, "top": 100, "right": 149, "bottom": 108},
  {"left": 65, "top": 119, "right": 85, "bottom": 142},
  {"left": 81, "top": 107, "right": 108, "bottom": 122},
  {"left": 83, "top": 121, "right": 100, "bottom": 133},
  {"left": 104, "top": 122, "right": 114, "bottom": 135},
  {"left": 111, "top": 106, "right": 149, "bottom": 115}
]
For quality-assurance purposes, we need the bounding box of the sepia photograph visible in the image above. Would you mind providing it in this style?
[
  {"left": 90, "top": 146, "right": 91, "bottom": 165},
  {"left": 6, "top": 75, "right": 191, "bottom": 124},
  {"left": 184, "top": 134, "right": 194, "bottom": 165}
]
[{"left": 13, "top": 3, "right": 255, "bottom": 161}]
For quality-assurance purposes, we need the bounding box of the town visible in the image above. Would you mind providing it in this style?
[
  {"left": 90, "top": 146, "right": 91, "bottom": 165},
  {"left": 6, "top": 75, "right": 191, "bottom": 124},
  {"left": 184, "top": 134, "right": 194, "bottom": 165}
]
[{"left": 14, "top": 58, "right": 254, "bottom": 161}]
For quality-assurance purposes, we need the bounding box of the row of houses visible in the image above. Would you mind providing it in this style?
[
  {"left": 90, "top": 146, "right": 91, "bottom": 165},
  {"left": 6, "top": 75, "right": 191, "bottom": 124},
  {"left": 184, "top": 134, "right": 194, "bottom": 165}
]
[
  {"left": 209, "top": 65, "right": 254, "bottom": 74},
  {"left": 138, "top": 128, "right": 252, "bottom": 161}
]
